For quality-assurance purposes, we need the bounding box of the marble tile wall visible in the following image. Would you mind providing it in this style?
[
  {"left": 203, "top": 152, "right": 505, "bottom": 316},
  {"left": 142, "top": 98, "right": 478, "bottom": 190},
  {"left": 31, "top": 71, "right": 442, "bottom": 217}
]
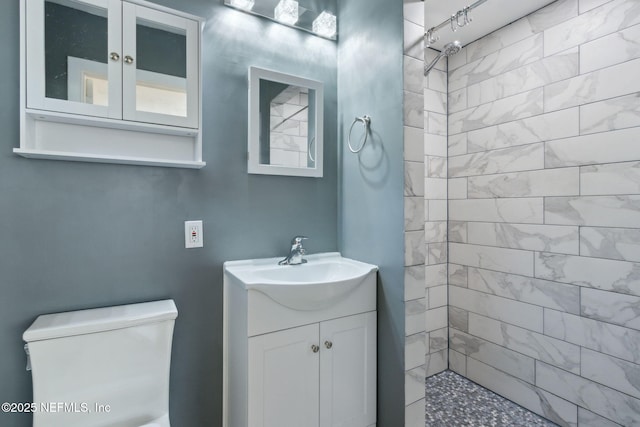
[{"left": 447, "top": 0, "right": 640, "bottom": 425}]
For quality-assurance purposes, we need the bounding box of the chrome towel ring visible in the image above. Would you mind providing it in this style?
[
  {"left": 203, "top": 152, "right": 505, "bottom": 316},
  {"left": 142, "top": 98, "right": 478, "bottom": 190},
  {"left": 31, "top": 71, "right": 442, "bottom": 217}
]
[{"left": 348, "top": 115, "right": 371, "bottom": 153}]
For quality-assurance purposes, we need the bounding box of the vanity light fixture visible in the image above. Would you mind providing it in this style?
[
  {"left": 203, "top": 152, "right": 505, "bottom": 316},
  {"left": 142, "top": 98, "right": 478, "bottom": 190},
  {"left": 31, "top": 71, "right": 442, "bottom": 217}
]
[
  {"left": 229, "top": 0, "right": 255, "bottom": 11},
  {"left": 274, "top": 0, "right": 298, "bottom": 25},
  {"left": 312, "top": 11, "right": 336, "bottom": 38}
]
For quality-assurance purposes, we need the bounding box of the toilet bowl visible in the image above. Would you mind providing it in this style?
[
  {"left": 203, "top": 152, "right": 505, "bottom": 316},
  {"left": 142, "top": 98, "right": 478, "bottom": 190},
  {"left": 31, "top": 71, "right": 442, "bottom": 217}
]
[{"left": 23, "top": 300, "right": 178, "bottom": 427}]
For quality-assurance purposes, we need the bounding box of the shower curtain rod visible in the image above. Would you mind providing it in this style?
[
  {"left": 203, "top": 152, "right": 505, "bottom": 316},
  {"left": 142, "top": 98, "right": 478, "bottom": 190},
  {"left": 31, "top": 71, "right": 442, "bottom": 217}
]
[{"left": 424, "top": 0, "right": 489, "bottom": 47}]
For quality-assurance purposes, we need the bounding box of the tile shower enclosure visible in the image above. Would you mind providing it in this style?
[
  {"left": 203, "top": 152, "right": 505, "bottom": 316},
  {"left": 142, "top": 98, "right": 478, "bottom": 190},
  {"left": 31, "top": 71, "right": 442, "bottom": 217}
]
[{"left": 403, "top": 0, "right": 640, "bottom": 425}]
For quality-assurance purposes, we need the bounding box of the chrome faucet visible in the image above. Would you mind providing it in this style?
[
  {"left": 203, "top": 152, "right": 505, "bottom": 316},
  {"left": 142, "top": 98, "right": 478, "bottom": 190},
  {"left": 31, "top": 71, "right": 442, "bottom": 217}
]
[{"left": 278, "top": 236, "right": 308, "bottom": 265}]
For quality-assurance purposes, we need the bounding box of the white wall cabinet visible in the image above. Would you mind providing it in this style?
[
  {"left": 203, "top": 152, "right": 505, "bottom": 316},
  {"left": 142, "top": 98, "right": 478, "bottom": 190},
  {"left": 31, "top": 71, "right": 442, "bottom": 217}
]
[
  {"left": 247, "top": 313, "right": 376, "bottom": 427},
  {"left": 17, "top": 0, "right": 204, "bottom": 168}
]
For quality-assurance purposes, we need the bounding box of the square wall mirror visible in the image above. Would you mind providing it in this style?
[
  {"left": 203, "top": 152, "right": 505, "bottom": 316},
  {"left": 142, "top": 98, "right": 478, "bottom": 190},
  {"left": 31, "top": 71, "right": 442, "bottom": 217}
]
[{"left": 248, "top": 66, "right": 324, "bottom": 178}]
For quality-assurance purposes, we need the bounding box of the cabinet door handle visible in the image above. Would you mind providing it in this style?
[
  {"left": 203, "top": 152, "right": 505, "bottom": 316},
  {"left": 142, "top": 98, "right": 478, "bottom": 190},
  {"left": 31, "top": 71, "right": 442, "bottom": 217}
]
[
  {"left": 124, "top": 55, "right": 135, "bottom": 64},
  {"left": 311, "top": 344, "right": 319, "bottom": 353},
  {"left": 110, "top": 52, "right": 120, "bottom": 61},
  {"left": 324, "top": 341, "right": 333, "bottom": 349}
]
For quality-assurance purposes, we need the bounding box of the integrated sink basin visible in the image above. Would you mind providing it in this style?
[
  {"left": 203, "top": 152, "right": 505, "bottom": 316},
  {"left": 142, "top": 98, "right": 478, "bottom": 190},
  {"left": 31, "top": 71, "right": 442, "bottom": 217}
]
[{"left": 223, "top": 252, "right": 378, "bottom": 311}]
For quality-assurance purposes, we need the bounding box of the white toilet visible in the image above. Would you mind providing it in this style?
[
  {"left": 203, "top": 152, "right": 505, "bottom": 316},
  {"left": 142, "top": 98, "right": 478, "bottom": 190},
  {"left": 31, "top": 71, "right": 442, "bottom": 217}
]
[{"left": 23, "top": 299, "right": 178, "bottom": 427}]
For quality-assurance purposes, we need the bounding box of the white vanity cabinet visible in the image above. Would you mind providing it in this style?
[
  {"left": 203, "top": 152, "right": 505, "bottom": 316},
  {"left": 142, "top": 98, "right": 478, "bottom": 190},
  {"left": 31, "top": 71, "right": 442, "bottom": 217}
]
[
  {"left": 18, "top": 0, "right": 204, "bottom": 168},
  {"left": 248, "top": 312, "right": 376, "bottom": 427},
  {"left": 223, "top": 253, "right": 378, "bottom": 427}
]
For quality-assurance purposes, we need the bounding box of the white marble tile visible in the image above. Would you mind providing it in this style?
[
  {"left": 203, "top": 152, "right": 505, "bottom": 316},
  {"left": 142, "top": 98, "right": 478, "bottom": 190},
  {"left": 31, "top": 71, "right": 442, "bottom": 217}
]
[
  {"left": 404, "top": 197, "right": 424, "bottom": 232},
  {"left": 404, "top": 90, "right": 424, "bottom": 128},
  {"left": 424, "top": 89, "right": 447, "bottom": 115},
  {"left": 427, "top": 112, "right": 446, "bottom": 136},
  {"left": 469, "top": 313, "right": 581, "bottom": 374},
  {"left": 449, "top": 198, "right": 544, "bottom": 223},
  {"left": 403, "top": 55, "right": 424, "bottom": 94},
  {"left": 581, "top": 226, "right": 640, "bottom": 262},
  {"left": 425, "top": 264, "right": 447, "bottom": 288},
  {"left": 425, "top": 221, "right": 446, "bottom": 243},
  {"left": 404, "top": 265, "right": 426, "bottom": 301},
  {"left": 450, "top": 286, "right": 543, "bottom": 332},
  {"left": 467, "top": 358, "right": 578, "bottom": 426},
  {"left": 544, "top": 309, "right": 640, "bottom": 364},
  {"left": 405, "top": 332, "right": 427, "bottom": 370},
  {"left": 404, "top": 161, "right": 424, "bottom": 197},
  {"left": 405, "top": 298, "right": 426, "bottom": 336},
  {"left": 403, "top": 0, "right": 424, "bottom": 27},
  {"left": 468, "top": 267, "right": 580, "bottom": 313},
  {"left": 449, "top": 349, "right": 467, "bottom": 376},
  {"left": 428, "top": 199, "right": 447, "bottom": 221},
  {"left": 468, "top": 168, "right": 580, "bottom": 198},
  {"left": 403, "top": 19, "right": 424, "bottom": 60},
  {"left": 448, "top": 221, "right": 468, "bottom": 244},
  {"left": 581, "top": 288, "right": 640, "bottom": 330},
  {"left": 404, "top": 126, "right": 424, "bottom": 162},
  {"left": 427, "top": 242, "right": 447, "bottom": 265},
  {"left": 467, "top": 223, "right": 579, "bottom": 255},
  {"left": 425, "top": 177, "right": 447, "bottom": 199},
  {"left": 405, "top": 365, "right": 426, "bottom": 405},
  {"left": 579, "top": 0, "right": 615, "bottom": 14},
  {"left": 467, "top": 108, "right": 579, "bottom": 153},
  {"left": 449, "top": 35, "right": 543, "bottom": 92},
  {"left": 448, "top": 178, "right": 467, "bottom": 200},
  {"left": 449, "top": 243, "right": 534, "bottom": 277},
  {"left": 449, "top": 263, "right": 468, "bottom": 287},
  {"left": 448, "top": 143, "right": 544, "bottom": 178},
  {"left": 449, "top": 306, "right": 469, "bottom": 332},
  {"left": 405, "top": 398, "right": 426, "bottom": 427},
  {"left": 428, "top": 285, "right": 447, "bottom": 309},
  {"left": 536, "top": 252, "right": 640, "bottom": 296},
  {"left": 424, "top": 133, "right": 447, "bottom": 157},
  {"left": 448, "top": 88, "right": 467, "bottom": 114},
  {"left": 578, "top": 407, "right": 621, "bottom": 427},
  {"left": 580, "top": 93, "right": 640, "bottom": 135},
  {"left": 581, "top": 23, "right": 640, "bottom": 73},
  {"left": 448, "top": 133, "right": 468, "bottom": 156},
  {"left": 536, "top": 361, "right": 640, "bottom": 426},
  {"left": 426, "top": 156, "right": 446, "bottom": 178},
  {"left": 467, "top": 49, "right": 578, "bottom": 108},
  {"left": 427, "top": 68, "right": 447, "bottom": 93},
  {"left": 544, "top": 58, "right": 640, "bottom": 112},
  {"left": 545, "top": 195, "right": 640, "bottom": 228},
  {"left": 429, "top": 327, "right": 448, "bottom": 352},
  {"left": 449, "top": 329, "right": 535, "bottom": 383},
  {"left": 425, "top": 306, "right": 447, "bottom": 332},
  {"left": 582, "top": 347, "right": 640, "bottom": 399},
  {"left": 405, "top": 230, "right": 426, "bottom": 266},
  {"left": 544, "top": 0, "right": 640, "bottom": 56},
  {"left": 449, "top": 88, "right": 544, "bottom": 134},
  {"left": 581, "top": 160, "right": 640, "bottom": 195},
  {"left": 425, "top": 349, "right": 447, "bottom": 377},
  {"left": 448, "top": 47, "right": 467, "bottom": 71}
]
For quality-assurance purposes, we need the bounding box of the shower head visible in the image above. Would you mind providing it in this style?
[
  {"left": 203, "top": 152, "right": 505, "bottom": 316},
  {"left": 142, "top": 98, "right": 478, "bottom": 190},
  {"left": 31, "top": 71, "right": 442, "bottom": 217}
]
[{"left": 424, "top": 40, "right": 463, "bottom": 76}]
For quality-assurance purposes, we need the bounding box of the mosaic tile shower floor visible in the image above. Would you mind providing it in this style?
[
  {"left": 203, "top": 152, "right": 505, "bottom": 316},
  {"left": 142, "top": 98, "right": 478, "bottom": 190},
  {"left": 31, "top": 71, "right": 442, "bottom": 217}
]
[{"left": 425, "top": 370, "right": 557, "bottom": 427}]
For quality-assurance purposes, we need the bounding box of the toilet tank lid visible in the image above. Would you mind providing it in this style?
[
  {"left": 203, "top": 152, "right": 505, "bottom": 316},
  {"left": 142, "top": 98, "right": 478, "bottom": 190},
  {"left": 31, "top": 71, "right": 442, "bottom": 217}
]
[{"left": 23, "top": 300, "right": 178, "bottom": 343}]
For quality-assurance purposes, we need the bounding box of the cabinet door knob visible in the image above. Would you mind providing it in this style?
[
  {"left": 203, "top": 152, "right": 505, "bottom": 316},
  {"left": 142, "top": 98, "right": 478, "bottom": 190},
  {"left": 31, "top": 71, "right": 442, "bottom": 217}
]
[
  {"left": 311, "top": 344, "right": 319, "bottom": 353},
  {"left": 324, "top": 341, "right": 333, "bottom": 349},
  {"left": 124, "top": 55, "right": 135, "bottom": 64},
  {"left": 110, "top": 52, "right": 120, "bottom": 61}
]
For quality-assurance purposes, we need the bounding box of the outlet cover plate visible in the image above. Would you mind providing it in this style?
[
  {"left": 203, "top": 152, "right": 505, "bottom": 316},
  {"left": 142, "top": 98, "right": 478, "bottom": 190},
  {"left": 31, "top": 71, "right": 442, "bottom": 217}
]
[{"left": 185, "top": 220, "right": 203, "bottom": 248}]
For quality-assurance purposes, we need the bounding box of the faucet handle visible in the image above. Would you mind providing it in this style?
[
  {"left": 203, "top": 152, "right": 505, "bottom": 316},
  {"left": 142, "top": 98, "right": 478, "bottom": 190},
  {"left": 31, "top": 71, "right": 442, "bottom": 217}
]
[{"left": 291, "top": 236, "right": 308, "bottom": 245}]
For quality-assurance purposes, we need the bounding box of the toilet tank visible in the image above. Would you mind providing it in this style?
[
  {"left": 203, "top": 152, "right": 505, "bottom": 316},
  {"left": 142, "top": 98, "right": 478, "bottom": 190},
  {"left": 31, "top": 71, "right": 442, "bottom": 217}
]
[{"left": 23, "top": 300, "right": 178, "bottom": 427}]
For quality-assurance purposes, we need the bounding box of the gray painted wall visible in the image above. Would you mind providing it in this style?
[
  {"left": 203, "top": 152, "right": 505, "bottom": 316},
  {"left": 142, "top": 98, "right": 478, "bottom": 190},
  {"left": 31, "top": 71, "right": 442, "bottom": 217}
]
[
  {"left": 337, "top": 1, "right": 405, "bottom": 426},
  {"left": 0, "top": 1, "right": 337, "bottom": 426}
]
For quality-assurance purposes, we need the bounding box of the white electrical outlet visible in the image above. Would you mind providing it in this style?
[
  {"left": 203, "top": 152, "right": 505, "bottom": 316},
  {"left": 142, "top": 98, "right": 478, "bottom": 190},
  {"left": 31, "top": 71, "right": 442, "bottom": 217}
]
[{"left": 185, "top": 220, "right": 203, "bottom": 248}]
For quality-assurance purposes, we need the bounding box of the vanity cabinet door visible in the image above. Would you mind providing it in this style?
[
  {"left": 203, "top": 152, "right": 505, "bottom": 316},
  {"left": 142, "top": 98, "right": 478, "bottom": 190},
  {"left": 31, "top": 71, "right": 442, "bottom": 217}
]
[
  {"left": 248, "top": 323, "right": 320, "bottom": 427},
  {"left": 320, "top": 312, "right": 377, "bottom": 427},
  {"left": 25, "top": 0, "right": 123, "bottom": 119},
  {"left": 121, "top": 2, "right": 199, "bottom": 128}
]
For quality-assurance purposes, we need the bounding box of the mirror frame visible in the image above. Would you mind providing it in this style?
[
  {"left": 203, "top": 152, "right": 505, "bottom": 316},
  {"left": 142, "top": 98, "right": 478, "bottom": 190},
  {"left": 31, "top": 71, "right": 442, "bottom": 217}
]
[{"left": 248, "top": 66, "right": 324, "bottom": 178}]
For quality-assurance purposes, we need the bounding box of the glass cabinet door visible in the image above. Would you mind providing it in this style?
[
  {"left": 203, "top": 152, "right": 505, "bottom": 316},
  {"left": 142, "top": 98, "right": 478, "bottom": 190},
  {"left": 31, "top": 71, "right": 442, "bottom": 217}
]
[
  {"left": 121, "top": 3, "right": 199, "bottom": 128},
  {"left": 26, "top": 0, "right": 122, "bottom": 119}
]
